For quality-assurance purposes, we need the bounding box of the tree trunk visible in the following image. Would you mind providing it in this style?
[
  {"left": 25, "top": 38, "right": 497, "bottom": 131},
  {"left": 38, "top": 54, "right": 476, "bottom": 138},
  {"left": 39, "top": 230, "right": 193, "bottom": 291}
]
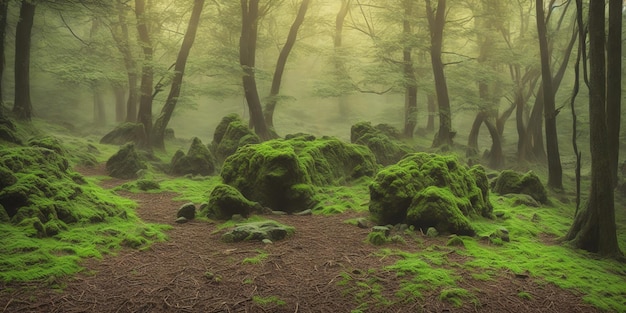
[
  {"left": 13, "top": 1, "right": 36, "bottom": 121},
  {"left": 426, "top": 0, "right": 453, "bottom": 148},
  {"left": 135, "top": 0, "right": 153, "bottom": 149},
  {"left": 263, "top": 0, "right": 310, "bottom": 133},
  {"left": 426, "top": 93, "right": 435, "bottom": 131},
  {"left": 0, "top": 0, "right": 8, "bottom": 113},
  {"left": 536, "top": 0, "right": 562, "bottom": 189},
  {"left": 152, "top": 0, "right": 204, "bottom": 151},
  {"left": 467, "top": 111, "right": 486, "bottom": 158},
  {"left": 335, "top": 0, "right": 350, "bottom": 117},
  {"left": 93, "top": 86, "right": 106, "bottom": 127},
  {"left": 566, "top": 0, "right": 622, "bottom": 258},
  {"left": 240, "top": 0, "right": 271, "bottom": 141},
  {"left": 112, "top": 0, "right": 139, "bottom": 123},
  {"left": 402, "top": 0, "right": 417, "bottom": 139},
  {"left": 607, "top": 0, "right": 621, "bottom": 187},
  {"left": 113, "top": 83, "right": 126, "bottom": 122},
  {"left": 484, "top": 117, "right": 504, "bottom": 169}
]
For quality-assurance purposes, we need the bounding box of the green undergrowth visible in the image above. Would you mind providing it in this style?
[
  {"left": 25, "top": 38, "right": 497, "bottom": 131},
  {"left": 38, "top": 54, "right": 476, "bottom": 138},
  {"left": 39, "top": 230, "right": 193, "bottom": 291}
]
[
  {"left": 463, "top": 196, "right": 626, "bottom": 311},
  {"left": 313, "top": 178, "right": 371, "bottom": 215},
  {"left": 242, "top": 249, "right": 269, "bottom": 265},
  {"left": 252, "top": 295, "right": 286, "bottom": 307},
  {"left": 0, "top": 187, "right": 169, "bottom": 283},
  {"left": 212, "top": 215, "right": 271, "bottom": 232}
]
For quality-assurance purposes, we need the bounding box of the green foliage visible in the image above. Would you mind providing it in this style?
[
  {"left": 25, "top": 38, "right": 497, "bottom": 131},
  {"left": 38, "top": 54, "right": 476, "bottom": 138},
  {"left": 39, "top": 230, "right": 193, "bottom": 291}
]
[
  {"left": 242, "top": 249, "right": 269, "bottom": 265},
  {"left": 252, "top": 295, "right": 286, "bottom": 307},
  {"left": 438, "top": 287, "right": 478, "bottom": 307}
]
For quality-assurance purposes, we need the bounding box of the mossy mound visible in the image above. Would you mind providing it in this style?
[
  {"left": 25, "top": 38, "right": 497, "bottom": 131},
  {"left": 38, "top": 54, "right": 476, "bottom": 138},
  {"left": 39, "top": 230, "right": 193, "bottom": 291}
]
[
  {"left": 210, "top": 114, "right": 260, "bottom": 163},
  {"left": 170, "top": 137, "right": 216, "bottom": 176},
  {"left": 369, "top": 153, "right": 492, "bottom": 235},
  {"left": 100, "top": 123, "right": 145, "bottom": 145},
  {"left": 202, "top": 184, "right": 260, "bottom": 220},
  {"left": 221, "top": 136, "right": 377, "bottom": 213},
  {"left": 0, "top": 117, "right": 20, "bottom": 144},
  {"left": 105, "top": 143, "right": 147, "bottom": 179},
  {"left": 0, "top": 145, "right": 126, "bottom": 236},
  {"left": 491, "top": 170, "right": 548, "bottom": 204},
  {"left": 350, "top": 121, "right": 413, "bottom": 166},
  {"left": 221, "top": 220, "right": 294, "bottom": 243}
]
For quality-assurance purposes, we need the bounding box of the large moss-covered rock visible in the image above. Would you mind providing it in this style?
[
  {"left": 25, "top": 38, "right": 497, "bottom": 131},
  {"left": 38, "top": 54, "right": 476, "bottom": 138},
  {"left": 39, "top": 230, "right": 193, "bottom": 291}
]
[
  {"left": 491, "top": 170, "right": 548, "bottom": 204},
  {"left": 106, "top": 143, "right": 147, "bottom": 179},
  {"left": 100, "top": 123, "right": 146, "bottom": 145},
  {"left": 170, "top": 137, "right": 216, "bottom": 176},
  {"left": 351, "top": 121, "right": 413, "bottom": 166},
  {"left": 221, "top": 136, "right": 377, "bottom": 213},
  {"left": 202, "top": 184, "right": 260, "bottom": 220},
  {"left": 369, "top": 153, "right": 492, "bottom": 234},
  {"left": 221, "top": 220, "right": 294, "bottom": 243},
  {"left": 211, "top": 114, "right": 260, "bottom": 163},
  {"left": 0, "top": 144, "right": 125, "bottom": 236}
]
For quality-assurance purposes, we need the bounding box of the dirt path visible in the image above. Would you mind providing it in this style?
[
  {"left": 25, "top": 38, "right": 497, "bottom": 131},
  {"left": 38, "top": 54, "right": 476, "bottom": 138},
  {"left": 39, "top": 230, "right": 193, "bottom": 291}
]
[{"left": 0, "top": 169, "right": 599, "bottom": 312}]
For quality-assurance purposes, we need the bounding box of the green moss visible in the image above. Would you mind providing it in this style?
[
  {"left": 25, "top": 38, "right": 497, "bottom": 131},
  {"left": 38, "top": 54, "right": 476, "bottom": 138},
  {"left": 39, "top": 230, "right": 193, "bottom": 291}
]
[
  {"left": 492, "top": 170, "right": 548, "bottom": 204},
  {"left": 170, "top": 137, "right": 215, "bottom": 176},
  {"left": 438, "top": 287, "right": 478, "bottom": 307},
  {"left": 242, "top": 249, "right": 269, "bottom": 265},
  {"left": 211, "top": 114, "right": 260, "bottom": 163},
  {"left": 517, "top": 291, "right": 533, "bottom": 300},
  {"left": 350, "top": 121, "right": 412, "bottom": 166},
  {"left": 203, "top": 183, "right": 259, "bottom": 220},
  {"left": 252, "top": 295, "right": 286, "bottom": 307},
  {"left": 406, "top": 187, "right": 476, "bottom": 236},
  {"left": 105, "top": 144, "right": 147, "bottom": 179},
  {"left": 369, "top": 153, "right": 492, "bottom": 230}
]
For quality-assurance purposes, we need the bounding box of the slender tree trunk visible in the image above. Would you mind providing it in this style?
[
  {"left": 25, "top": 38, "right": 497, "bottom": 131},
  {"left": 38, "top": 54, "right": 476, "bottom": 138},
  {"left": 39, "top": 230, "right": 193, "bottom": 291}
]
[
  {"left": 607, "top": 0, "right": 621, "bottom": 187},
  {"left": 113, "top": 83, "right": 126, "bottom": 122},
  {"left": 263, "top": 0, "right": 310, "bottom": 133},
  {"left": 536, "top": 0, "right": 562, "bottom": 189},
  {"left": 426, "top": 0, "right": 452, "bottom": 148},
  {"left": 0, "top": 0, "right": 8, "bottom": 113},
  {"left": 402, "top": 0, "right": 417, "bottom": 138},
  {"left": 426, "top": 93, "right": 435, "bottom": 131},
  {"left": 467, "top": 111, "right": 486, "bottom": 158},
  {"left": 484, "top": 117, "right": 504, "bottom": 169},
  {"left": 112, "top": 0, "right": 139, "bottom": 123},
  {"left": 240, "top": 0, "right": 270, "bottom": 141},
  {"left": 13, "top": 1, "right": 36, "bottom": 121},
  {"left": 566, "top": 0, "right": 622, "bottom": 258},
  {"left": 152, "top": 0, "right": 205, "bottom": 151},
  {"left": 93, "top": 86, "right": 106, "bottom": 127},
  {"left": 135, "top": 0, "right": 153, "bottom": 149}
]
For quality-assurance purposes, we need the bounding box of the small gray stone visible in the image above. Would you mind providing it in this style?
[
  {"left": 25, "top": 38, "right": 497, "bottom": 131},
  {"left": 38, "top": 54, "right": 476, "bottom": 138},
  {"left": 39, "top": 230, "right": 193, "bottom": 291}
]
[
  {"left": 271, "top": 210, "right": 288, "bottom": 215},
  {"left": 356, "top": 218, "right": 370, "bottom": 229},
  {"left": 293, "top": 209, "right": 312, "bottom": 216}
]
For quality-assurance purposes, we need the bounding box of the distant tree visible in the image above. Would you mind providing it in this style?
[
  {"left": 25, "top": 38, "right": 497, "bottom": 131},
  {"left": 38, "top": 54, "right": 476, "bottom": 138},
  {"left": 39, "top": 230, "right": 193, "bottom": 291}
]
[
  {"left": 607, "top": 0, "right": 622, "bottom": 187},
  {"left": 135, "top": 0, "right": 154, "bottom": 148},
  {"left": 110, "top": 0, "right": 138, "bottom": 123},
  {"left": 13, "top": 0, "right": 36, "bottom": 121},
  {"left": 152, "top": 0, "right": 205, "bottom": 151},
  {"left": 401, "top": 0, "right": 418, "bottom": 138},
  {"left": 262, "top": 0, "right": 310, "bottom": 136},
  {"left": 426, "top": 0, "right": 453, "bottom": 148},
  {"left": 239, "top": 0, "right": 271, "bottom": 141},
  {"left": 565, "top": 0, "right": 623, "bottom": 259}
]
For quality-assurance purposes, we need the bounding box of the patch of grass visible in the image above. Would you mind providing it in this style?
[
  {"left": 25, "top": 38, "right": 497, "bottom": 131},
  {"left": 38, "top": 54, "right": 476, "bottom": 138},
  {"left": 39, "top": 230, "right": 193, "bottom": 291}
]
[
  {"left": 439, "top": 287, "right": 478, "bottom": 307},
  {"left": 313, "top": 182, "right": 371, "bottom": 215},
  {"left": 463, "top": 197, "right": 626, "bottom": 312},
  {"left": 242, "top": 249, "right": 269, "bottom": 265},
  {"left": 213, "top": 215, "right": 271, "bottom": 232},
  {"left": 337, "top": 269, "right": 392, "bottom": 312},
  {"left": 252, "top": 295, "right": 286, "bottom": 307},
  {"left": 154, "top": 175, "right": 222, "bottom": 204},
  {"left": 517, "top": 291, "right": 533, "bottom": 300}
]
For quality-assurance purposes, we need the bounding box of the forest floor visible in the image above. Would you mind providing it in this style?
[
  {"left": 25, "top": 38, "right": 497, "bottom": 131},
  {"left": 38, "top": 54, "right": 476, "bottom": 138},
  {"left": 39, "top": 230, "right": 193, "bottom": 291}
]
[{"left": 0, "top": 165, "right": 601, "bottom": 313}]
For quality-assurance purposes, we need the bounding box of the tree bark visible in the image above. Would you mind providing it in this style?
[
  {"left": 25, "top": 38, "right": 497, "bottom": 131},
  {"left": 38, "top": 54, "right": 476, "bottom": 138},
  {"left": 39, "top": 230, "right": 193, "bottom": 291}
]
[
  {"left": 135, "top": 0, "right": 153, "bottom": 149},
  {"left": 0, "top": 0, "right": 8, "bottom": 113},
  {"left": 426, "top": 0, "right": 453, "bottom": 148},
  {"left": 607, "top": 0, "right": 621, "bottom": 187},
  {"left": 93, "top": 86, "right": 106, "bottom": 127},
  {"left": 152, "top": 0, "right": 205, "bottom": 151},
  {"left": 565, "top": 0, "right": 622, "bottom": 258},
  {"left": 240, "top": 0, "right": 271, "bottom": 141},
  {"left": 402, "top": 0, "right": 417, "bottom": 138},
  {"left": 113, "top": 83, "right": 126, "bottom": 123},
  {"left": 263, "top": 0, "right": 310, "bottom": 132},
  {"left": 13, "top": 1, "right": 36, "bottom": 121},
  {"left": 536, "top": 0, "right": 562, "bottom": 189},
  {"left": 426, "top": 93, "right": 435, "bottom": 132},
  {"left": 111, "top": 0, "right": 138, "bottom": 123}
]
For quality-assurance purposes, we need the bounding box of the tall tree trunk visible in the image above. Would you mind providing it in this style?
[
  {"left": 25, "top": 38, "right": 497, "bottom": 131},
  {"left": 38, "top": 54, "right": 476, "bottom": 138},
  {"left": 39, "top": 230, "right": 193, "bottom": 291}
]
[
  {"left": 536, "top": 0, "right": 562, "bottom": 189},
  {"left": 263, "top": 0, "right": 310, "bottom": 133},
  {"left": 426, "top": 93, "right": 435, "bottom": 131},
  {"left": 152, "top": 0, "right": 205, "bottom": 151},
  {"left": 402, "top": 0, "right": 417, "bottom": 138},
  {"left": 113, "top": 83, "right": 126, "bottom": 122},
  {"left": 565, "top": 0, "right": 622, "bottom": 258},
  {"left": 467, "top": 111, "right": 486, "bottom": 158},
  {"left": 112, "top": 0, "right": 138, "bottom": 123},
  {"left": 607, "top": 0, "right": 621, "bottom": 187},
  {"left": 135, "top": 0, "right": 153, "bottom": 149},
  {"left": 240, "top": 0, "right": 270, "bottom": 141},
  {"left": 0, "top": 0, "right": 8, "bottom": 114},
  {"left": 13, "top": 1, "right": 36, "bottom": 121},
  {"left": 426, "top": 0, "right": 453, "bottom": 148},
  {"left": 335, "top": 0, "right": 350, "bottom": 117}
]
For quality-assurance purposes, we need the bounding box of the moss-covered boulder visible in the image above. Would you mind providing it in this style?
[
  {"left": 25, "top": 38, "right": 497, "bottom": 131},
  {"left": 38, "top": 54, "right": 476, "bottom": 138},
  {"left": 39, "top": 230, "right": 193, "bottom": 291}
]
[
  {"left": 221, "top": 136, "right": 377, "bottom": 213},
  {"left": 221, "top": 220, "right": 294, "bottom": 243},
  {"left": 202, "top": 184, "right": 260, "bottom": 220},
  {"left": 491, "top": 170, "right": 548, "bottom": 204},
  {"left": 0, "top": 117, "right": 20, "bottom": 144},
  {"left": 369, "top": 153, "right": 492, "bottom": 235},
  {"left": 351, "top": 122, "right": 413, "bottom": 166},
  {"left": 170, "top": 137, "right": 216, "bottom": 176},
  {"left": 106, "top": 143, "right": 147, "bottom": 179},
  {"left": 100, "top": 123, "right": 146, "bottom": 145},
  {"left": 177, "top": 203, "right": 196, "bottom": 220},
  {"left": 211, "top": 114, "right": 260, "bottom": 163},
  {"left": 0, "top": 145, "right": 125, "bottom": 236}
]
